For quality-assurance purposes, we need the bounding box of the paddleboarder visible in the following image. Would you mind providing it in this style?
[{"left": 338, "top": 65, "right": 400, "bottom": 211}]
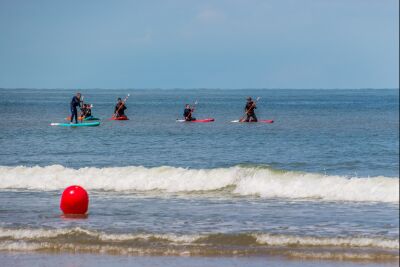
[
  {"left": 81, "top": 104, "right": 92, "bottom": 119},
  {"left": 242, "top": 97, "right": 258, "bottom": 122},
  {"left": 70, "top": 93, "right": 82, "bottom": 124},
  {"left": 183, "top": 104, "right": 196, "bottom": 121},
  {"left": 114, "top": 98, "right": 127, "bottom": 118}
]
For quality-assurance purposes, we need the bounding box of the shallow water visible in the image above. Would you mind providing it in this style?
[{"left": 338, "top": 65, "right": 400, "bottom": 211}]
[{"left": 1, "top": 253, "right": 398, "bottom": 267}]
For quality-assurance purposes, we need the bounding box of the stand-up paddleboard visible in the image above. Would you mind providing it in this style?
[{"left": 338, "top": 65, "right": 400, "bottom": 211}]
[
  {"left": 83, "top": 116, "right": 100, "bottom": 121},
  {"left": 65, "top": 116, "right": 99, "bottom": 121},
  {"left": 111, "top": 115, "right": 129, "bottom": 120},
  {"left": 51, "top": 122, "right": 100, "bottom": 127},
  {"left": 231, "top": 119, "right": 274, "bottom": 123},
  {"left": 176, "top": 118, "right": 215, "bottom": 123}
]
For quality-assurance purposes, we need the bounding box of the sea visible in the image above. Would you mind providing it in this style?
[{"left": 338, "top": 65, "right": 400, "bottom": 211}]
[{"left": 0, "top": 88, "right": 398, "bottom": 267}]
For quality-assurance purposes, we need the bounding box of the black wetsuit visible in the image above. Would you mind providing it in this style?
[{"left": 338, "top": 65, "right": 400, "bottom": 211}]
[
  {"left": 81, "top": 107, "right": 91, "bottom": 118},
  {"left": 80, "top": 107, "right": 87, "bottom": 117},
  {"left": 70, "top": 96, "right": 81, "bottom": 123},
  {"left": 183, "top": 108, "right": 195, "bottom": 121},
  {"left": 114, "top": 103, "right": 127, "bottom": 117},
  {"left": 244, "top": 101, "right": 257, "bottom": 122}
]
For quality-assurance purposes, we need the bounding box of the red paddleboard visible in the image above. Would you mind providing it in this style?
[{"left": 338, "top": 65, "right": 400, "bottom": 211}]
[
  {"left": 176, "top": 118, "right": 215, "bottom": 123},
  {"left": 111, "top": 116, "right": 129, "bottom": 120},
  {"left": 259, "top": 120, "right": 274, "bottom": 123},
  {"left": 231, "top": 119, "right": 274, "bottom": 123}
]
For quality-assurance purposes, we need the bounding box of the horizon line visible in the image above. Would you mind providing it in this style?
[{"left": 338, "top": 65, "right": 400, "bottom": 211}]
[{"left": 0, "top": 87, "right": 399, "bottom": 91}]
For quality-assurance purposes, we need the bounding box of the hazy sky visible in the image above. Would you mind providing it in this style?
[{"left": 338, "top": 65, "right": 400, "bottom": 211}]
[{"left": 0, "top": 0, "right": 398, "bottom": 89}]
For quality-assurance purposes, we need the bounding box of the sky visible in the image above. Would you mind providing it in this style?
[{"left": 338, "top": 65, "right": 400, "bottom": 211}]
[{"left": 0, "top": 0, "right": 398, "bottom": 89}]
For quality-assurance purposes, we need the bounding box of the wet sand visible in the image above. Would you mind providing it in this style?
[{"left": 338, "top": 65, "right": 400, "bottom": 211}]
[{"left": 1, "top": 253, "right": 398, "bottom": 267}]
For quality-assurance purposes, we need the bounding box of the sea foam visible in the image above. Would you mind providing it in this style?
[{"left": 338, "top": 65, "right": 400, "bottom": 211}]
[
  {"left": 0, "top": 227, "right": 398, "bottom": 250},
  {"left": 0, "top": 165, "right": 398, "bottom": 202}
]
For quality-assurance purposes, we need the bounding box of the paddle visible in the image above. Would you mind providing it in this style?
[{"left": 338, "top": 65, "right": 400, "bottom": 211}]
[
  {"left": 191, "top": 100, "right": 198, "bottom": 114},
  {"left": 79, "top": 96, "right": 84, "bottom": 123},
  {"left": 239, "top": 97, "right": 260, "bottom": 122},
  {"left": 113, "top": 94, "right": 130, "bottom": 118}
]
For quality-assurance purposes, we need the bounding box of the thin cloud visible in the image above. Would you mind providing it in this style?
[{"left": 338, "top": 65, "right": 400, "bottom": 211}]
[
  {"left": 130, "top": 29, "right": 153, "bottom": 45},
  {"left": 196, "top": 8, "right": 226, "bottom": 23}
]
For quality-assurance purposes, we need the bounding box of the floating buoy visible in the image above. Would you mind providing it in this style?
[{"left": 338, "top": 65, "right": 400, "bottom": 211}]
[{"left": 60, "top": 185, "right": 89, "bottom": 215}]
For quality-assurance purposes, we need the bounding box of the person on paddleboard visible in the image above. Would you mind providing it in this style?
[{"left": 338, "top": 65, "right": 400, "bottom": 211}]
[
  {"left": 183, "top": 104, "right": 196, "bottom": 121},
  {"left": 70, "top": 93, "right": 82, "bottom": 124},
  {"left": 243, "top": 97, "right": 257, "bottom": 122},
  {"left": 114, "top": 98, "right": 127, "bottom": 118},
  {"left": 80, "top": 104, "right": 92, "bottom": 119}
]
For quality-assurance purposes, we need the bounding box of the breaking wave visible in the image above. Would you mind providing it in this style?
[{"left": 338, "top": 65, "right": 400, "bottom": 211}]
[{"left": 0, "top": 165, "right": 398, "bottom": 202}]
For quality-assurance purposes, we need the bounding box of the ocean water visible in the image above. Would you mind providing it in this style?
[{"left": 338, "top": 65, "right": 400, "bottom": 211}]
[{"left": 0, "top": 89, "right": 398, "bottom": 263}]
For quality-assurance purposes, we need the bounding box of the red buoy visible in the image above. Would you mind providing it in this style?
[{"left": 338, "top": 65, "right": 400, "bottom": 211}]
[{"left": 60, "top": 185, "right": 89, "bottom": 215}]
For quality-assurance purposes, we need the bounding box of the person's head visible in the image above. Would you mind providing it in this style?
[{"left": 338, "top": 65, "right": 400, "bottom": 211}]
[
  {"left": 246, "top": 97, "right": 252, "bottom": 102},
  {"left": 117, "top": 97, "right": 122, "bottom": 103},
  {"left": 76, "top": 92, "right": 81, "bottom": 99},
  {"left": 185, "top": 104, "right": 190, "bottom": 109}
]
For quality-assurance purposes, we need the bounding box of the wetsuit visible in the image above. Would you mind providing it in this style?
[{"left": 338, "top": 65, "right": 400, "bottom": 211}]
[
  {"left": 70, "top": 96, "right": 81, "bottom": 123},
  {"left": 114, "top": 103, "right": 127, "bottom": 117},
  {"left": 244, "top": 101, "right": 257, "bottom": 122},
  {"left": 183, "top": 108, "right": 195, "bottom": 121},
  {"left": 85, "top": 108, "right": 91, "bottom": 117},
  {"left": 81, "top": 107, "right": 91, "bottom": 118},
  {"left": 80, "top": 107, "right": 87, "bottom": 118}
]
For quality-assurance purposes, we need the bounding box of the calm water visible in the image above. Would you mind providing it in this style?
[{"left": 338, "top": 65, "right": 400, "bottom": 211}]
[
  {"left": 0, "top": 89, "right": 398, "bottom": 176},
  {"left": 0, "top": 89, "right": 398, "bottom": 262}
]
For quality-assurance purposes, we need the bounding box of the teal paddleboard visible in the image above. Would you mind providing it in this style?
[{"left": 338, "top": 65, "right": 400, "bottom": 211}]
[
  {"left": 51, "top": 122, "right": 100, "bottom": 127},
  {"left": 83, "top": 116, "right": 100, "bottom": 121}
]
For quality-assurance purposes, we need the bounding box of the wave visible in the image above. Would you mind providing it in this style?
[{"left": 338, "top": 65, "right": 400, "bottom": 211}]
[
  {"left": 0, "top": 165, "right": 398, "bottom": 202},
  {"left": 0, "top": 227, "right": 398, "bottom": 260},
  {"left": 2, "top": 227, "right": 397, "bottom": 249}
]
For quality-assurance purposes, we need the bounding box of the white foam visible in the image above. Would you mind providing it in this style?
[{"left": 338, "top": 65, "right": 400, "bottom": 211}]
[
  {"left": 0, "top": 227, "right": 198, "bottom": 244},
  {"left": 254, "top": 233, "right": 399, "bottom": 250},
  {"left": 0, "top": 227, "right": 397, "bottom": 250},
  {"left": 0, "top": 165, "right": 398, "bottom": 202}
]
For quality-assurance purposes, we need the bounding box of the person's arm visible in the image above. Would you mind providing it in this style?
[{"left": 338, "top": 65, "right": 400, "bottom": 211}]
[
  {"left": 249, "top": 102, "right": 256, "bottom": 112},
  {"left": 184, "top": 109, "right": 190, "bottom": 120},
  {"left": 245, "top": 104, "right": 250, "bottom": 114},
  {"left": 73, "top": 97, "right": 81, "bottom": 108}
]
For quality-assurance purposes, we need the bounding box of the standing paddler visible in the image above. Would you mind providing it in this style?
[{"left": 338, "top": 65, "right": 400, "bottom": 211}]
[
  {"left": 241, "top": 97, "right": 258, "bottom": 122},
  {"left": 70, "top": 92, "right": 82, "bottom": 124}
]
